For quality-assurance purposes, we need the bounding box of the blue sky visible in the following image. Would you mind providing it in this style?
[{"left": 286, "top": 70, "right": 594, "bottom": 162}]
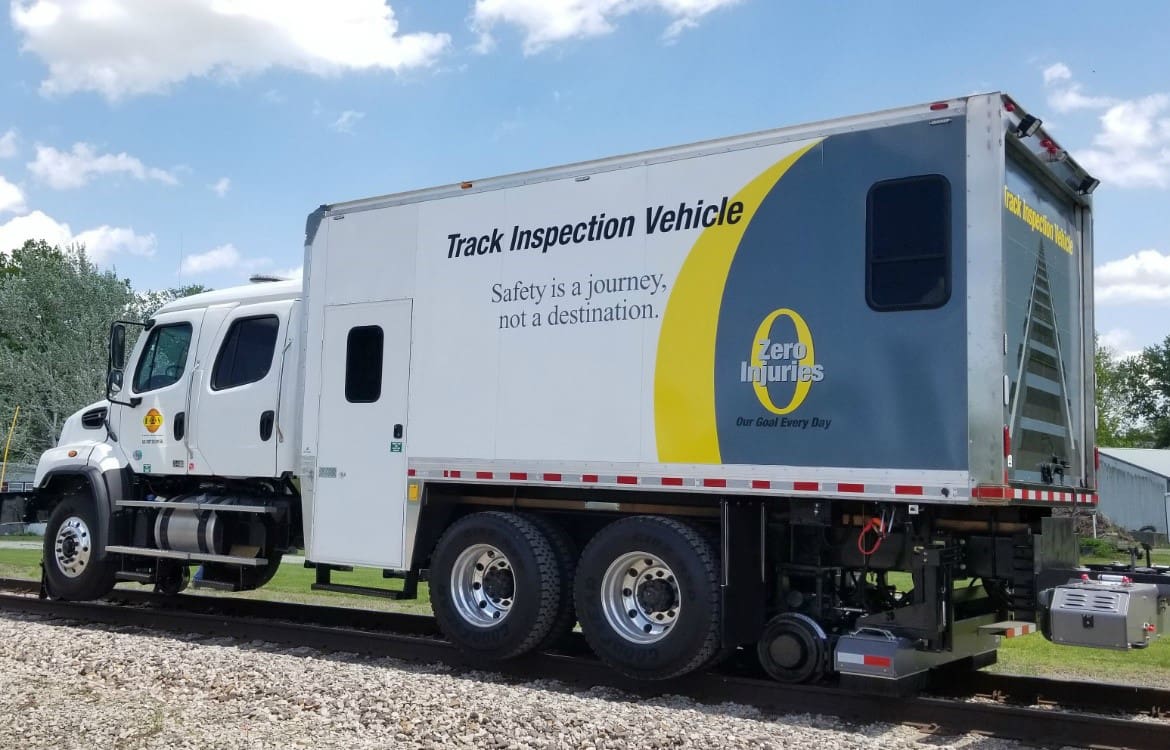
[{"left": 0, "top": 1, "right": 1168, "bottom": 353}]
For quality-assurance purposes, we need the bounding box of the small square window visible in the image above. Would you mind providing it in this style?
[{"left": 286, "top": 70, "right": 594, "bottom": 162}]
[{"left": 866, "top": 175, "right": 951, "bottom": 311}]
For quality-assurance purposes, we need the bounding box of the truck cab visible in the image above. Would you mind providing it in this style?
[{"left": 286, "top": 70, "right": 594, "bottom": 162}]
[{"left": 34, "top": 280, "right": 303, "bottom": 598}]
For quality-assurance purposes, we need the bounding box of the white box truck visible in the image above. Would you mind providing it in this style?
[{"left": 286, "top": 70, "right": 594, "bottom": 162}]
[{"left": 30, "top": 92, "right": 1168, "bottom": 687}]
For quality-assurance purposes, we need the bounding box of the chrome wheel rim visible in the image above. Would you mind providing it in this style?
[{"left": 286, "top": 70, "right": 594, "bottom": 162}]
[
  {"left": 600, "top": 551, "right": 680, "bottom": 644},
  {"left": 450, "top": 544, "right": 514, "bottom": 627},
  {"left": 54, "top": 516, "right": 92, "bottom": 579}
]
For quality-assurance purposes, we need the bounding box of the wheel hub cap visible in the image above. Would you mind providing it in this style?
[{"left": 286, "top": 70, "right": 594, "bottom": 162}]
[
  {"left": 54, "top": 516, "right": 92, "bottom": 579},
  {"left": 601, "top": 552, "right": 680, "bottom": 644},
  {"left": 450, "top": 544, "right": 514, "bottom": 627}
]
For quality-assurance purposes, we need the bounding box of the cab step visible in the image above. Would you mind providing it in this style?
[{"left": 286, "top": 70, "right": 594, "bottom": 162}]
[
  {"left": 105, "top": 544, "right": 268, "bottom": 567},
  {"left": 308, "top": 562, "right": 419, "bottom": 600}
]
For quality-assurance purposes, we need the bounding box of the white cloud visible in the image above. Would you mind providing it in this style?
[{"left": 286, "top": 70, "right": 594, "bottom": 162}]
[
  {"left": 180, "top": 243, "right": 270, "bottom": 275},
  {"left": 1042, "top": 62, "right": 1114, "bottom": 113},
  {"left": 29, "top": 142, "right": 178, "bottom": 190},
  {"left": 1042, "top": 65, "right": 1170, "bottom": 189},
  {"left": 1096, "top": 249, "right": 1170, "bottom": 304},
  {"left": 331, "top": 110, "right": 365, "bottom": 133},
  {"left": 210, "top": 176, "right": 231, "bottom": 197},
  {"left": 10, "top": 0, "right": 451, "bottom": 101},
  {"left": 1047, "top": 85, "right": 1116, "bottom": 114},
  {"left": 0, "top": 176, "right": 26, "bottom": 214},
  {"left": 1076, "top": 95, "right": 1170, "bottom": 188},
  {"left": 73, "top": 224, "right": 156, "bottom": 262},
  {"left": 181, "top": 243, "right": 240, "bottom": 274},
  {"left": 1098, "top": 328, "right": 1142, "bottom": 360},
  {"left": 0, "top": 209, "right": 155, "bottom": 263},
  {"left": 472, "top": 0, "right": 742, "bottom": 54},
  {"left": 1042, "top": 63, "right": 1071, "bottom": 86},
  {"left": 0, "top": 129, "right": 17, "bottom": 159}
]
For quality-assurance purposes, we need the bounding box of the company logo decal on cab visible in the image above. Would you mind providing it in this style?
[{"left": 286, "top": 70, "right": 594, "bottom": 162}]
[
  {"left": 143, "top": 408, "right": 164, "bottom": 434},
  {"left": 740, "top": 308, "right": 824, "bottom": 415}
]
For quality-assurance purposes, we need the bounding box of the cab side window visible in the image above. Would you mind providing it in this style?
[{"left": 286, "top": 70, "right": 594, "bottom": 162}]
[
  {"left": 133, "top": 323, "right": 193, "bottom": 393},
  {"left": 211, "top": 315, "right": 280, "bottom": 390}
]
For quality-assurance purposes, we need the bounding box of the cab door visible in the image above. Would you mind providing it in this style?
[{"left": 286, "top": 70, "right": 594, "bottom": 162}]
[
  {"left": 187, "top": 300, "right": 292, "bottom": 477},
  {"left": 121, "top": 309, "right": 205, "bottom": 476}
]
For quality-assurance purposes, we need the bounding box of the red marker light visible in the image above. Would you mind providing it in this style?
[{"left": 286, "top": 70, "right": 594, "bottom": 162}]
[
  {"left": 1094, "top": 446, "right": 1100, "bottom": 471},
  {"left": 1081, "top": 573, "right": 1090, "bottom": 581},
  {"left": 1004, "top": 101, "right": 1016, "bottom": 112},
  {"left": 930, "top": 102, "right": 949, "bottom": 111},
  {"left": 1122, "top": 576, "right": 1133, "bottom": 584}
]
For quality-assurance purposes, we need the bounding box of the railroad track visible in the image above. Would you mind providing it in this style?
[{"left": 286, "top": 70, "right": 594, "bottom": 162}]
[{"left": 1, "top": 577, "right": 1167, "bottom": 750}]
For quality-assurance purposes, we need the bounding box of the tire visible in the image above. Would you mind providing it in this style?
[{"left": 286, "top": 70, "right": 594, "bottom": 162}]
[
  {"left": 430, "top": 512, "right": 562, "bottom": 660},
  {"left": 525, "top": 514, "right": 577, "bottom": 650},
  {"left": 43, "top": 494, "right": 117, "bottom": 601},
  {"left": 574, "top": 516, "right": 720, "bottom": 680},
  {"left": 757, "top": 613, "right": 827, "bottom": 683}
]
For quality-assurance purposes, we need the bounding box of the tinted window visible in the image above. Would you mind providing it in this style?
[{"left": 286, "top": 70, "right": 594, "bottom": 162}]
[
  {"left": 345, "top": 326, "right": 383, "bottom": 403},
  {"left": 133, "top": 323, "right": 193, "bottom": 393},
  {"left": 212, "top": 315, "right": 280, "bottom": 390},
  {"left": 866, "top": 175, "right": 951, "bottom": 311}
]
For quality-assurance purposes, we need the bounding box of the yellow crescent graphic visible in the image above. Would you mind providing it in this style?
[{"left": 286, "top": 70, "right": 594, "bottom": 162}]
[
  {"left": 654, "top": 140, "right": 822, "bottom": 463},
  {"left": 751, "top": 308, "right": 816, "bottom": 415}
]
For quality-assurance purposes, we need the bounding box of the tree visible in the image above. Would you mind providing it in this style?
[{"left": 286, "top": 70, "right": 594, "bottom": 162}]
[
  {"left": 1117, "top": 335, "right": 1170, "bottom": 448},
  {"left": 0, "top": 240, "right": 136, "bottom": 461},
  {"left": 1096, "top": 337, "right": 1134, "bottom": 446}
]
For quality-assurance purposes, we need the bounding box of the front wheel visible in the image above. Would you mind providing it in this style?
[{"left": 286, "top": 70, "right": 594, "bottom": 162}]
[{"left": 43, "top": 495, "right": 117, "bottom": 601}]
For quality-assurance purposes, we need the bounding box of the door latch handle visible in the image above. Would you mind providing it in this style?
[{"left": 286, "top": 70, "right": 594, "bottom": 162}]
[
  {"left": 173, "top": 412, "right": 186, "bottom": 441},
  {"left": 259, "top": 410, "right": 275, "bottom": 441},
  {"left": 393, "top": 423, "right": 404, "bottom": 439}
]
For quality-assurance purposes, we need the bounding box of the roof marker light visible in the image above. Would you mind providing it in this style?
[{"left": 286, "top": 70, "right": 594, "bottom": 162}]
[
  {"left": 460, "top": 181, "right": 473, "bottom": 189},
  {"left": 929, "top": 102, "right": 949, "bottom": 111}
]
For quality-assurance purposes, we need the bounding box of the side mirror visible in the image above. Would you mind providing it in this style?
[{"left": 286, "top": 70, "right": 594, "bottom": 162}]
[{"left": 111, "top": 324, "right": 126, "bottom": 370}]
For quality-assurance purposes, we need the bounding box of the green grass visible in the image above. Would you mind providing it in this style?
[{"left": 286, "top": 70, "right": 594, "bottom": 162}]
[
  {"left": 993, "top": 629, "right": 1170, "bottom": 687},
  {"left": 0, "top": 547, "right": 42, "bottom": 579}
]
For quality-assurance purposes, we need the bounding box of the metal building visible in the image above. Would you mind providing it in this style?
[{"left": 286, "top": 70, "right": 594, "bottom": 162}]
[{"left": 1097, "top": 448, "right": 1170, "bottom": 537}]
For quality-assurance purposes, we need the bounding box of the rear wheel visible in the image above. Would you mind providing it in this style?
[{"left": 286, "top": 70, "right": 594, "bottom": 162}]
[
  {"left": 525, "top": 514, "right": 577, "bottom": 650},
  {"left": 43, "top": 495, "right": 117, "bottom": 601},
  {"left": 575, "top": 516, "right": 720, "bottom": 680},
  {"left": 430, "top": 512, "right": 562, "bottom": 660}
]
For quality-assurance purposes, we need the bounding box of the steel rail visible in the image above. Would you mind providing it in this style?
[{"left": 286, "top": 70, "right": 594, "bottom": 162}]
[{"left": 0, "top": 578, "right": 1167, "bottom": 749}]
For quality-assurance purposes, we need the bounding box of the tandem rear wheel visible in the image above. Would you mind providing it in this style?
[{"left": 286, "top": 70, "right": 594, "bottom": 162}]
[
  {"left": 574, "top": 516, "right": 721, "bottom": 680},
  {"left": 42, "top": 494, "right": 117, "bottom": 601},
  {"left": 430, "top": 512, "right": 573, "bottom": 660}
]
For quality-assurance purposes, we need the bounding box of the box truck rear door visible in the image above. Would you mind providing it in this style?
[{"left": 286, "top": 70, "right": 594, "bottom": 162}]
[{"left": 309, "top": 299, "right": 413, "bottom": 568}]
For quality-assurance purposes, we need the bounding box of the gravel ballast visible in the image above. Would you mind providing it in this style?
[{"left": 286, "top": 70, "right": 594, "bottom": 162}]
[{"left": 0, "top": 612, "right": 1037, "bottom": 749}]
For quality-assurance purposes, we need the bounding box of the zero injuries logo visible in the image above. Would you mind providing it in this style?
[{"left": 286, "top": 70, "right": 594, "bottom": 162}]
[
  {"left": 740, "top": 308, "right": 824, "bottom": 415},
  {"left": 143, "top": 408, "right": 164, "bottom": 434}
]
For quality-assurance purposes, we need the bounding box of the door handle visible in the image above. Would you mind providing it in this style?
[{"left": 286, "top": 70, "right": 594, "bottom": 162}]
[
  {"left": 393, "top": 423, "right": 404, "bottom": 439},
  {"left": 259, "top": 410, "right": 275, "bottom": 441},
  {"left": 173, "top": 412, "right": 185, "bottom": 441}
]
